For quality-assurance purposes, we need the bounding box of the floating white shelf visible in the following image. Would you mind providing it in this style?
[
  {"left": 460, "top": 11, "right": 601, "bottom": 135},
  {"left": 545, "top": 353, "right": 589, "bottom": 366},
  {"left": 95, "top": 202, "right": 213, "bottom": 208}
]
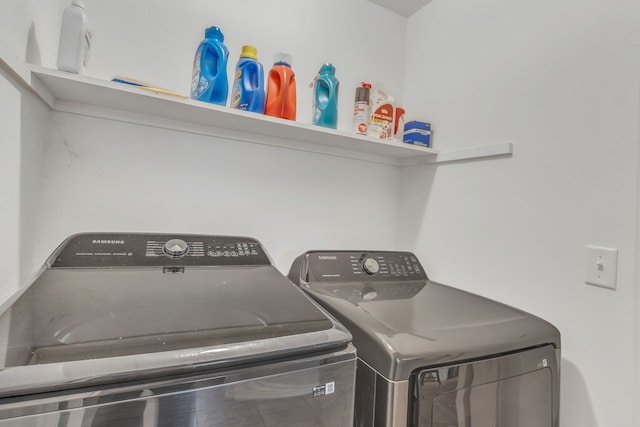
[{"left": 1, "top": 47, "right": 512, "bottom": 166}]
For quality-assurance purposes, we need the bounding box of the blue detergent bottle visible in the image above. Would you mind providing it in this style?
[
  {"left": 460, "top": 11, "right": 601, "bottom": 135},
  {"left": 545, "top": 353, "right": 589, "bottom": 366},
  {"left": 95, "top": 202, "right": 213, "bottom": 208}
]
[
  {"left": 231, "top": 45, "right": 265, "bottom": 113},
  {"left": 190, "top": 26, "right": 229, "bottom": 105},
  {"left": 312, "top": 63, "right": 339, "bottom": 129}
]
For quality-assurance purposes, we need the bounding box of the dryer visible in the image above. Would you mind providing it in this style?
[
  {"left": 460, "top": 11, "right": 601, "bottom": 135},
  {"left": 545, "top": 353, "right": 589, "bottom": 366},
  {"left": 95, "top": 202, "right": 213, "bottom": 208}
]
[
  {"left": 288, "top": 250, "right": 560, "bottom": 427},
  {"left": 0, "top": 233, "right": 356, "bottom": 426}
]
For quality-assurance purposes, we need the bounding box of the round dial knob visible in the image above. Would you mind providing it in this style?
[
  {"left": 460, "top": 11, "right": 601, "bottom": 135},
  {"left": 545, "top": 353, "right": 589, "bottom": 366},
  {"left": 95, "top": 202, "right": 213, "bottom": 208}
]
[
  {"left": 163, "top": 239, "right": 189, "bottom": 258},
  {"left": 363, "top": 258, "right": 380, "bottom": 275}
]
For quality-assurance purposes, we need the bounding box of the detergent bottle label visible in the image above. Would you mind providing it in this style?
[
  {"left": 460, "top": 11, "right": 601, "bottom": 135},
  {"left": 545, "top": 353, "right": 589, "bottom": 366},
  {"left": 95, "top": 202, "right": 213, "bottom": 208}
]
[
  {"left": 191, "top": 51, "right": 208, "bottom": 99},
  {"left": 231, "top": 69, "right": 243, "bottom": 109},
  {"left": 353, "top": 102, "right": 369, "bottom": 134},
  {"left": 368, "top": 103, "right": 394, "bottom": 139}
]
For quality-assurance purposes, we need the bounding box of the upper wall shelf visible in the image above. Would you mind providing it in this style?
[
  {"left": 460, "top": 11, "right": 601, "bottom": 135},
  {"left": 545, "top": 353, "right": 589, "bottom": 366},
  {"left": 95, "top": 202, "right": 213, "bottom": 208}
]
[{"left": 1, "top": 47, "right": 511, "bottom": 166}]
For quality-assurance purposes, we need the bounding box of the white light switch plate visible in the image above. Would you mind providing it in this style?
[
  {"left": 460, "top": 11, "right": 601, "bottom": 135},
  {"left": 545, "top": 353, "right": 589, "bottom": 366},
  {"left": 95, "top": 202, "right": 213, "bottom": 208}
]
[{"left": 585, "top": 245, "right": 618, "bottom": 290}]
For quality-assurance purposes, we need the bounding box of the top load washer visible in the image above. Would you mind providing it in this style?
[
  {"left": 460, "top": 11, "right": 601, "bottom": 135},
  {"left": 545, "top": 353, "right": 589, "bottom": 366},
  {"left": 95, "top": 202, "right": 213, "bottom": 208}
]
[
  {"left": 288, "top": 250, "right": 561, "bottom": 427},
  {"left": 0, "top": 233, "right": 356, "bottom": 427}
]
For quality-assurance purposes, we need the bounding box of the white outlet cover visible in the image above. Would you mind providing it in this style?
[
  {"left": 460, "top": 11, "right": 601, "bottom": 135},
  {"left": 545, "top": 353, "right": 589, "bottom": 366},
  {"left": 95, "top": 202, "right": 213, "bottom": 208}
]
[{"left": 585, "top": 245, "right": 618, "bottom": 290}]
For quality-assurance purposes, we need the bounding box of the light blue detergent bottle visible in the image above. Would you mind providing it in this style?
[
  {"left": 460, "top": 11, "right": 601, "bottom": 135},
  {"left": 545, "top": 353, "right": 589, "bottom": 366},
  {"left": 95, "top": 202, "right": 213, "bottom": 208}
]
[
  {"left": 312, "top": 63, "right": 339, "bottom": 129},
  {"left": 231, "top": 45, "right": 265, "bottom": 113},
  {"left": 190, "top": 26, "right": 229, "bottom": 105}
]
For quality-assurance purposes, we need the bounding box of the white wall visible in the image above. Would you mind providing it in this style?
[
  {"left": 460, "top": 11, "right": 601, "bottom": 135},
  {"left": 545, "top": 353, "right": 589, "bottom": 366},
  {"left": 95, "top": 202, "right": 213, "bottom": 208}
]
[
  {"left": 402, "top": 0, "right": 639, "bottom": 425},
  {"left": 31, "top": 111, "right": 400, "bottom": 275},
  {"left": 0, "top": 64, "right": 49, "bottom": 304},
  {"left": 79, "top": 0, "right": 407, "bottom": 132},
  {"left": 18, "top": 78, "right": 49, "bottom": 286},
  {"left": 0, "top": 69, "right": 22, "bottom": 304},
  {"left": 0, "top": 0, "right": 61, "bottom": 302},
  {"left": 0, "top": 0, "right": 61, "bottom": 65},
  {"left": 2, "top": 0, "right": 410, "bottom": 277}
]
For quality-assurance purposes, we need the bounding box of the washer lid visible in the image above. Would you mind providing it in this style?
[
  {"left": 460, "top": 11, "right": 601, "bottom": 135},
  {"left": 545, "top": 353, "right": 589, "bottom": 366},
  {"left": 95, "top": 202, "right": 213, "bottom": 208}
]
[
  {"left": 0, "top": 234, "right": 350, "bottom": 396},
  {"left": 290, "top": 251, "right": 560, "bottom": 381}
]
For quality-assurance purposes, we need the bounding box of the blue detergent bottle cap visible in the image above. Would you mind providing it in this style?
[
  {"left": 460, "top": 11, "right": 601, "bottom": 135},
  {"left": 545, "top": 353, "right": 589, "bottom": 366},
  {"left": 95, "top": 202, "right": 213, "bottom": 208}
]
[
  {"left": 320, "top": 63, "right": 335, "bottom": 75},
  {"left": 205, "top": 26, "right": 224, "bottom": 42}
]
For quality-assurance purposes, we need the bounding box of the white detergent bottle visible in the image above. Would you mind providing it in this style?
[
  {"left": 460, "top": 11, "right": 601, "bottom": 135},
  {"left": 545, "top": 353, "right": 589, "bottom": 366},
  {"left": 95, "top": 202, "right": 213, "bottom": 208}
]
[{"left": 57, "top": 0, "right": 90, "bottom": 74}]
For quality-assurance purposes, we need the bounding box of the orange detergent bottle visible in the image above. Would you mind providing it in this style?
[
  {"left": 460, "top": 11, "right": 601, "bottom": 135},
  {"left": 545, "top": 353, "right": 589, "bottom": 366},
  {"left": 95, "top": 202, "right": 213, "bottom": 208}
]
[{"left": 264, "top": 53, "right": 296, "bottom": 120}]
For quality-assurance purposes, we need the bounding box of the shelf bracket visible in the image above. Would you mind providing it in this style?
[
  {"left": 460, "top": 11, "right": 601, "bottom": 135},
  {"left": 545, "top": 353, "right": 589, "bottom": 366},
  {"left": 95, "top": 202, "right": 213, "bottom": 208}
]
[{"left": 401, "top": 143, "right": 513, "bottom": 166}]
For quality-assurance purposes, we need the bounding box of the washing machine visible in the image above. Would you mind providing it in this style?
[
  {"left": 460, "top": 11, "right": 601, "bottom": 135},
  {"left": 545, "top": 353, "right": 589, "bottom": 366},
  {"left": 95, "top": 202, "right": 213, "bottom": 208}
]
[
  {"left": 288, "top": 250, "right": 561, "bottom": 427},
  {"left": 0, "top": 233, "right": 356, "bottom": 426}
]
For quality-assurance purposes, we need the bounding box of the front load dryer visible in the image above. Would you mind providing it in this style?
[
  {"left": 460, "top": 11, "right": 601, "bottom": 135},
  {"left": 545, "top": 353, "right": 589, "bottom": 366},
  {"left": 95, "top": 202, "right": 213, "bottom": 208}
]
[{"left": 288, "top": 250, "right": 560, "bottom": 427}]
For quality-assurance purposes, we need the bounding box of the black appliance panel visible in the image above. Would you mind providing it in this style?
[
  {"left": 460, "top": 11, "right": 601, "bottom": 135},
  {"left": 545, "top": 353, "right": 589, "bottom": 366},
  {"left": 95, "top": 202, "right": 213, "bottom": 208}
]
[
  {"left": 51, "top": 233, "right": 270, "bottom": 268},
  {"left": 305, "top": 251, "right": 428, "bottom": 283}
]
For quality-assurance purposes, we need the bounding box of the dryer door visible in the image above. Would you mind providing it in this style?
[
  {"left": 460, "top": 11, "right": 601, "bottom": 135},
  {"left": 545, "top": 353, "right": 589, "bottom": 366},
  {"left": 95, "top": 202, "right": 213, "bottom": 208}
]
[{"left": 413, "top": 345, "right": 559, "bottom": 427}]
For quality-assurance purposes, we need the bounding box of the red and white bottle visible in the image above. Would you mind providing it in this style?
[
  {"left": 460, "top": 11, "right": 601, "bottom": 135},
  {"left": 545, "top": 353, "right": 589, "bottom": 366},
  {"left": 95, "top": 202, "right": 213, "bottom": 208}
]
[{"left": 353, "top": 82, "right": 371, "bottom": 135}]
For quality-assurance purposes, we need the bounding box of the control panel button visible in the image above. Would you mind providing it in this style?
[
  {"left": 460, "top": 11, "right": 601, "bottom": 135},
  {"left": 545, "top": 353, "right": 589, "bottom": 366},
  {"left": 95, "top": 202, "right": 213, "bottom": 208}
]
[
  {"left": 362, "top": 291, "right": 378, "bottom": 301},
  {"left": 163, "top": 239, "right": 189, "bottom": 258},
  {"left": 363, "top": 258, "right": 380, "bottom": 275},
  {"left": 361, "top": 285, "right": 378, "bottom": 301}
]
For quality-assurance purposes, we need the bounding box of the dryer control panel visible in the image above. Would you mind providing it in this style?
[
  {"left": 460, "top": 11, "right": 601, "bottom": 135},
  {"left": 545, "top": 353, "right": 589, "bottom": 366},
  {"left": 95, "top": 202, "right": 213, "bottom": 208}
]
[
  {"left": 50, "top": 233, "right": 271, "bottom": 268},
  {"left": 304, "top": 251, "right": 427, "bottom": 283}
]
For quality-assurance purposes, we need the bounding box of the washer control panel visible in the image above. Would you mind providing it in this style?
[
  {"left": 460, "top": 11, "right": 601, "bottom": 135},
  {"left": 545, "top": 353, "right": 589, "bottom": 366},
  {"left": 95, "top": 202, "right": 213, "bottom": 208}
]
[
  {"left": 51, "top": 233, "right": 270, "bottom": 268},
  {"left": 305, "top": 251, "right": 427, "bottom": 283},
  {"left": 315, "top": 282, "right": 426, "bottom": 302}
]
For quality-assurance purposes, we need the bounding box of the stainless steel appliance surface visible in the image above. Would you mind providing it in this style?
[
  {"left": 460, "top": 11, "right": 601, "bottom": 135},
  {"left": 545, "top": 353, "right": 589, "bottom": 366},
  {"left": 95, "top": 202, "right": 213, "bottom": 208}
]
[
  {"left": 0, "top": 233, "right": 356, "bottom": 426},
  {"left": 288, "top": 251, "right": 561, "bottom": 427}
]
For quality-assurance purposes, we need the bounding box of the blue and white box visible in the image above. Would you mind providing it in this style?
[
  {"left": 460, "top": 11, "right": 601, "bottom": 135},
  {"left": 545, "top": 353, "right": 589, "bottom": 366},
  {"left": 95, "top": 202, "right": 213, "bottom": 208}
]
[{"left": 403, "top": 121, "right": 431, "bottom": 147}]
